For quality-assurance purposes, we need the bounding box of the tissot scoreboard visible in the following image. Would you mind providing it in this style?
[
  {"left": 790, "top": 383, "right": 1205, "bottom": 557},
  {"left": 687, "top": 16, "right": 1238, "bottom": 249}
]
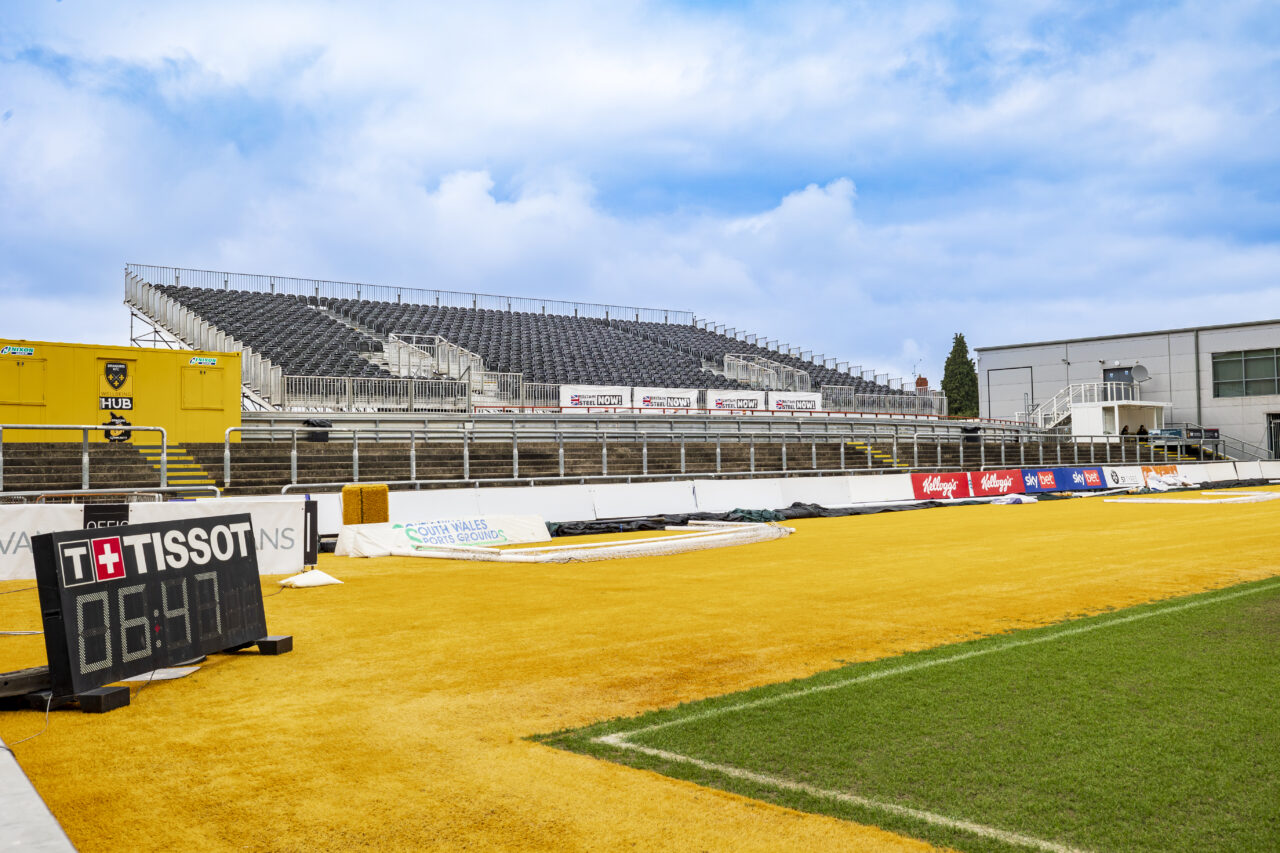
[{"left": 32, "top": 514, "right": 269, "bottom": 696}]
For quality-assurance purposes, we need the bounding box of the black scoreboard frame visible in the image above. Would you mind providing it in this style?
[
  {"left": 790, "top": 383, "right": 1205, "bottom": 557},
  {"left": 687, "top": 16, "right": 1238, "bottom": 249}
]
[{"left": 32, "top": 513, "right": 271, "bottom": 697}]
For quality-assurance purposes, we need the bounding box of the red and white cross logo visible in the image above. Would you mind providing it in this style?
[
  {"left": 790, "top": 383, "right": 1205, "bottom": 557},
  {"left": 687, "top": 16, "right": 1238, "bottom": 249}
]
[{"left": 91, "top": 537, "right": 126, "bottom": 582}]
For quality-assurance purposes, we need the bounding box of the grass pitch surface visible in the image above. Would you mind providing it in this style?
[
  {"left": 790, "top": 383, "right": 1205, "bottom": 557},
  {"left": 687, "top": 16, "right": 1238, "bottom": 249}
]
[
  {"left": 1, "top": 486, "right": 1278, "bottom": 851},
  {"left": 546, "top": 577, "right": 1280, "bottom": 852}
]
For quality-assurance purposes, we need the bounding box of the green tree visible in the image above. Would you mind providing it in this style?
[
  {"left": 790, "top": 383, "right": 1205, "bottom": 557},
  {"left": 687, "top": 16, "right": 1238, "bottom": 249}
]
[{"left": 941, "top": 332, "right": 979, "bottom": 418}]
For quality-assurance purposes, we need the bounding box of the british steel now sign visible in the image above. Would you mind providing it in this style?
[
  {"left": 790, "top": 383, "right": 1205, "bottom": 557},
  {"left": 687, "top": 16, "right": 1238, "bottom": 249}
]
[
  {"left": 910, "top": 472, "right": 971, "bottom": 501},
  {"left": 970, "top": 469, "right": 1025, "bottom": 497}
]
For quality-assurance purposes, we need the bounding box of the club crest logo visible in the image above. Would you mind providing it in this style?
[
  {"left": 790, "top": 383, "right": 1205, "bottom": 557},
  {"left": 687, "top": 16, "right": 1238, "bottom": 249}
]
[{"left": 105, "top": 361, "right": 128, "bottom": 390}]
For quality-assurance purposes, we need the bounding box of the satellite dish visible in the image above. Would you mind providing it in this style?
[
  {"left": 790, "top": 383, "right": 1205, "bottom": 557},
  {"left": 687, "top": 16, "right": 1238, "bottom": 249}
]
[{"left": 1132, "top": 364, "right": 1150, "bottom": 383}]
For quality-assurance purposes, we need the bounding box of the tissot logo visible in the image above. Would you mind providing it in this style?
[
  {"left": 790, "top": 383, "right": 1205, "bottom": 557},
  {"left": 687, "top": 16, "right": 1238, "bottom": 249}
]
[
  {"left": 105, "top": 361, "right": 129, "bottom": 390},
  {"left": 56, "top": 521, "right": 254, "bottom": 584}
]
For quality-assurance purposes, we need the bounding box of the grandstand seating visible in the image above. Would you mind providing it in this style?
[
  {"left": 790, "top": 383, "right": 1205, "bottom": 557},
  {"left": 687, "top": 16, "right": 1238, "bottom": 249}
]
[
  {"left": 155, "top": 285, "right": 392, "bottom": 378},
  {"left": 149, "top": 284, "right": 902, "bottom": 394},
  {"left": 323, "top": 298, "right": 743, "bottom": 388},
  {"left": 615, "top": 320, "right": 900, "bottom": 393}
]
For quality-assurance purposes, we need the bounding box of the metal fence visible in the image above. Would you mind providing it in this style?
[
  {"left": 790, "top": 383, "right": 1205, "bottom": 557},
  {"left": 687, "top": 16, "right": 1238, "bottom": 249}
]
[
  {"left": 218, "top": 425, "right": 1230, "bottom": 493},
  {"left": 126, "top": 263, "right": 693, "bottom": 324},
  {"left": 723, "top": 354, "right": 811, "bottom": 391},
  {"left": 821, "top": 386, "right": 948, "bottom": 417},
  {"left": 281, "top": 376, "right": 470, "bottom": 412},
  {"left": 125, "top": 271, "right": 284, "bottom": 402},
  {"left": 385, "top": 333, "right": 485, "bottom": 379}
]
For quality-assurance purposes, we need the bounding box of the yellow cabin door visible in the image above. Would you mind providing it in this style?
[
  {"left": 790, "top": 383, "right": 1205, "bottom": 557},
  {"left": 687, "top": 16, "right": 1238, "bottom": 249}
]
[
  {"left": 181, "top": 366, "right": 225, "bottom": 410},
  {"left": 0, "top": 357, "right": 48, "bottom": 426}
]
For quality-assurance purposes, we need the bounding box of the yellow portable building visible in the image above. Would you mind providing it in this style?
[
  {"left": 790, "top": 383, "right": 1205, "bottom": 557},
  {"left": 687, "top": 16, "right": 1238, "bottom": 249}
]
[{"left": 0, "top": 339, "right": 241, "bottom": 444}]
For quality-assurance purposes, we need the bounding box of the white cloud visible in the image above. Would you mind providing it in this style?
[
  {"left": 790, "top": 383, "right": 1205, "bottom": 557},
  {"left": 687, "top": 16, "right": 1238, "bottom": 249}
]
[{"left": 1, "top": 1, "right": 1278, "bottom": 385}]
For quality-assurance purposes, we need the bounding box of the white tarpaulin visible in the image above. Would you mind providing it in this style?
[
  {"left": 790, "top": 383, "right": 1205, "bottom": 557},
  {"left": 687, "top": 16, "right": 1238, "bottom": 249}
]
[
  {"left": 559, "top": 385, "right": 630, "bottom": 411},
  {"left": 0, "top": 504, "right": 82, "bottom": 581},
  {"left": 706, "top": 390, "right": 766, "bottom": 414},
  {"left": 633, "top": 387, "right": 699, "bottom": 413},
  {"left": 766, "top": 391, "right": 823, "bottom": 413},
  {"left": 336, "top": 515, "right": 550, "bottom": 557}
]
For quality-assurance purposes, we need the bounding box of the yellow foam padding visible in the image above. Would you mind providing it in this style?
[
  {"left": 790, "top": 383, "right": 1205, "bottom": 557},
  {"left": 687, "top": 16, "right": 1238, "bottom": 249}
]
[
  {"left": 3, "top": 485, "right": 1280, "bottom": 851},
  {"left": 361, "top": 483, "right": 389, "bottom": 524},
  {"left": 340, "top": 483, "right": 364, "bottom": 525}
]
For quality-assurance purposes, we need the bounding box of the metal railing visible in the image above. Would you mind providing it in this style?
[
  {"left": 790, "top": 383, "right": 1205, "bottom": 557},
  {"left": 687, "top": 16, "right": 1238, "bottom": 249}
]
[
  {"left": 211, "top": 424, "right": 1235, "bottom": 494},
  {"left": 220, "top": 419, "right": 1042, "bottom": 490},
  {"left": 125, "top": 272, "right": 284, "bottom": 402},
  {"left": 0, "top": 485, "right": 220, "bottom": 504},
  {"left": 821, "top": 386, "right": 948, "bottom": 417},
  {"left": 126, "top": 263, "right": 693, "bottom": 324},
  {"left": 1167, "top": 423, "right": 1273, "bottom": 461},
  {"left": 281, "top": 376, "right": 470, "bottom": 412},
  {"left": 0, "top": 424, "right": 169, "bottom": 491},
  {"left": 722, "top": 354, "right": 811, "bottom": 391},
  {"left": 385, "top": 333, "right": 485, "bottom": 380},
  {"left": 1020, "top": 382, "right": 1141, "bottom": 428}
]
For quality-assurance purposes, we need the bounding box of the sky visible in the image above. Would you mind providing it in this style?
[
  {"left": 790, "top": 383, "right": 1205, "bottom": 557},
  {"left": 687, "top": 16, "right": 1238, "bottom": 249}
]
[{"left": 2, "top": 1, "right": 1279, "bottom": 385}]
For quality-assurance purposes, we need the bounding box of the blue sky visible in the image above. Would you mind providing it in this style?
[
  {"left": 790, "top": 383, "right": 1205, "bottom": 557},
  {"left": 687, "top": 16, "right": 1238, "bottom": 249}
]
[{"left": 2, "top": 0, "right": 1279, "bottom": 384}]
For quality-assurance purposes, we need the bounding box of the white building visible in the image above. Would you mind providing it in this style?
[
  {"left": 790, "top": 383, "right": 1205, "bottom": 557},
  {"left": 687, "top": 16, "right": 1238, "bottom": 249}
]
[{"left": 975, "top": 319, "right": 1280, "bottom": 455}]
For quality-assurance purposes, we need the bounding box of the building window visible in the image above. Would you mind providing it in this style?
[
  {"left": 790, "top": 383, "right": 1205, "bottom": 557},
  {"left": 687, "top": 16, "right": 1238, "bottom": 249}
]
[{"left": 1212, "top": 350, "right": 1280, "bottom": 398}]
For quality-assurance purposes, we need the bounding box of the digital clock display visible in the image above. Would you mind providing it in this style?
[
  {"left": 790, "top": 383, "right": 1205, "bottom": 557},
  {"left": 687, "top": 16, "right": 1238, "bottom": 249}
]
[{"left": 31, "top": 514, "right": 268, "bottom": 697}]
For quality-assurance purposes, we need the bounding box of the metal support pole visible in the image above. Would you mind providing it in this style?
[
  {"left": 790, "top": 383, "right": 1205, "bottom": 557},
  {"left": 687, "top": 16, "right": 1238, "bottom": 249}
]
[
  {"left": 781, "top": 439, "right": 787, "bottom": 472},
  {"left": 839, "top": 440, "right": 845, "bottom": 470},
  {"left": 715, "top": 436, "right": 721, "bottom": 474},
  {"left": 511, "top": 435, "right": 518, "bottom": 479},
  {"left": 82, "top": 429, "right": 90, "bottom": 489},
  {"left": 463, "top": 431, "right": 471, "bottom": 480},
  {"left": 601, "top": 436, "right": 608, "bottom": 476},
  {"left": 224, "top": 434, "right": 232, "bottom": 488},
  {"left": 160, "top": 429, "right": 167, "bottom": 487},
  {"left": 679, "top": 438, "right": 686, "bottom": 474},
  {"left": 749, "top": 438, "right": 756, "bottom": 472},
  {"left": 290, "top": 431, "right": 298, "bottom": 485},
  {"left": 353, "top": 432, "right": 360, "bottom": 481},
  {"left": 642, "top": 436, "right": 648, "bottom": 476},
  {"left": 558, "top": 435, "right": 565, "bottom": 477},
  {"left": 811, "top": 441, "right": 817, "bottom": 471},
  {"left": 410, "top": 431, "right": 417, "bottom": 482}
]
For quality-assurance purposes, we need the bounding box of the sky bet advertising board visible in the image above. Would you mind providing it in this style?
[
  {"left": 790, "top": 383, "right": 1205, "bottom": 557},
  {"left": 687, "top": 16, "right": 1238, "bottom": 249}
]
[
  {"left": 32, "top": 514, "right": 269, "bottom": 696},
  {"left": 1021, "top": 467, "right": 1106, "bottom": 494}
]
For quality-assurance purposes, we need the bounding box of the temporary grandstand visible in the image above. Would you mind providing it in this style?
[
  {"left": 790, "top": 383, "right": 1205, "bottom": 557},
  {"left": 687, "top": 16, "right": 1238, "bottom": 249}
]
[{"left": 123, "top": 264, "right": 930, "bottom": 415}]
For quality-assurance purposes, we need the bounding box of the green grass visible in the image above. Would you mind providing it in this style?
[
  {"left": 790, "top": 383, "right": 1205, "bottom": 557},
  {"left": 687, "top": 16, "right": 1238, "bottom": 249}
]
[{"left": 540, "top": 577, "right": 1280, "bottom": 852}]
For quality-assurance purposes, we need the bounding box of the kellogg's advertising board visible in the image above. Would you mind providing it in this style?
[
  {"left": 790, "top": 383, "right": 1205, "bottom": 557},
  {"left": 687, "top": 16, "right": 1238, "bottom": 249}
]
[
  {"left": 910, "top": 472, "right": 971, "bottom": 501},
  {"left": 970, "top": 469, "right": 1024, "bottom": 497}
]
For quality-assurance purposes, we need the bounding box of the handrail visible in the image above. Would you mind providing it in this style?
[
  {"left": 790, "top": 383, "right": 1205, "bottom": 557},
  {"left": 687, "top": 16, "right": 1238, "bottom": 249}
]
[
  {"left": 126, "top": 263, "right": 694, "bottom": 325},
  {"left": 0, "top": 424, "right": 168, "bottom": 491},
  {"left": 0, "top": 485, "right": 222, "bottom": 504},
  {"left": 215, "top": 423, "right": 1232, "bottom": 493}
]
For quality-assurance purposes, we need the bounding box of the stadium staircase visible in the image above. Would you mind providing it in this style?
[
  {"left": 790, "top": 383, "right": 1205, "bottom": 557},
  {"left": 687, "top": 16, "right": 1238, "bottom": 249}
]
[{"left": 134, "top": 444, "right": 217, "bottom": 489}]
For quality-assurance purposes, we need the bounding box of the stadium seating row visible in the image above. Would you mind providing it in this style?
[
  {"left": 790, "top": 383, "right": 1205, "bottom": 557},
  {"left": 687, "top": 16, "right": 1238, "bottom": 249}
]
[{"left": 150, "top": 284, "right": 899, "bottom": 394}]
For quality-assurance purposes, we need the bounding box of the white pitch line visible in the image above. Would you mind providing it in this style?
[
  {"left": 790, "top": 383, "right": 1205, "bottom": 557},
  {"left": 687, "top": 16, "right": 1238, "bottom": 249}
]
[
  {"left": 596, "top": 735, "right": 1090, "bottom": 853},
  {"left": 611, "top": 577, "right": 1280, "bottom": 739},
  {"left": 590, "top": 578, "right": 1280, "bottom": 851}
]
